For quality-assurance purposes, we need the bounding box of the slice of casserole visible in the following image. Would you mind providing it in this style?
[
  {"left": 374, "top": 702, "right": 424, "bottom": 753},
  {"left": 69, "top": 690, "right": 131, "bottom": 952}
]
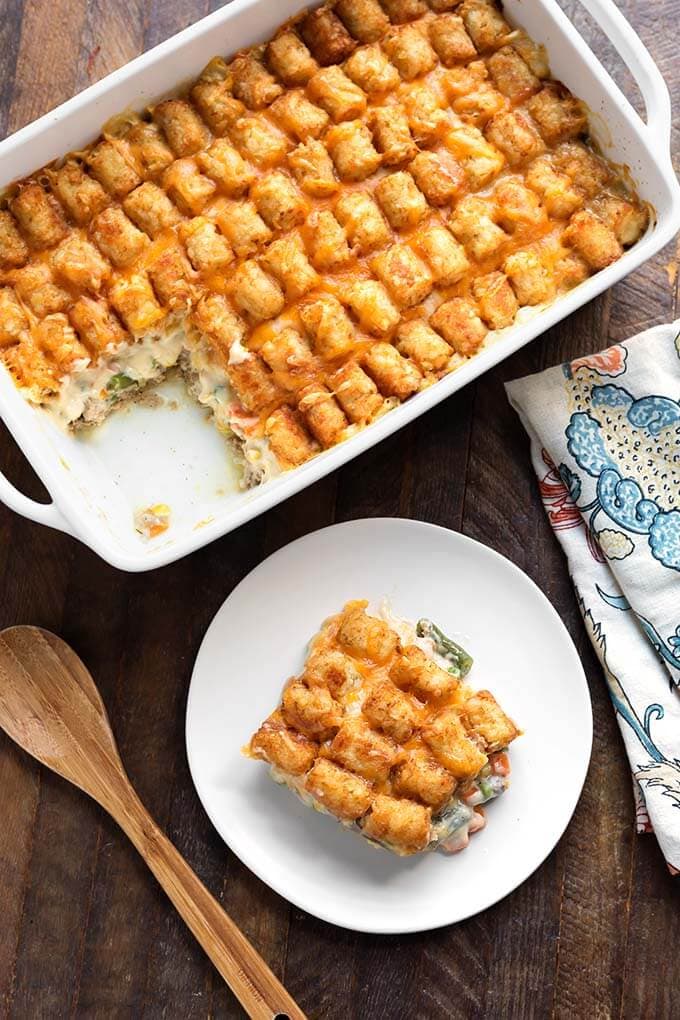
[
  {"left": 246, "top": 599, "right": 520, "bottom": 856},
  {"left": 0, "top": 0, "right": 649, "bottom": 490}
]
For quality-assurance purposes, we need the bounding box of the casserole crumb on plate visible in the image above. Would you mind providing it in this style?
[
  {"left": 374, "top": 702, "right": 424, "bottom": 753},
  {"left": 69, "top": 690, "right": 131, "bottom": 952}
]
[
  {"left": 0, "top": 0, "right": 648, "bottom": 491},
  {"left": 246, "top": 598, "right": 520, "bottom": 856}
]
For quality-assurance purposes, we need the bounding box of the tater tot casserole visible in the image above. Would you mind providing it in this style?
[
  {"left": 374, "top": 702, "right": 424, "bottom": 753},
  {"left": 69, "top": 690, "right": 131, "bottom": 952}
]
[
  {"left": 247, "top": 600, "right": 520, "bottom": 856},
  {"left": 0, "top": 0, "right": 648, "bottom": 487}
]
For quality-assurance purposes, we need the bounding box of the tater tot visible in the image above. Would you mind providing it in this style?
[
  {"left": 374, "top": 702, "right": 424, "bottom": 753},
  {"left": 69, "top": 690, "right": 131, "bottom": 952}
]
[
  {"left": 334, "top": 190, "right": 392, "bottom": 255},
  {"left": 181, "top": 218, "right": 235, "bottom": 273},
  {"left": 299, "top": 7, "right": 357, "bottom": 65},
  {"left": 403, "top": 86, "right": 448, "bottom": 145},
  {"left": 297, "top": 381, "right": 349, "bottom": 446},
  {"left": 363, "top": 341, "right": 422, "bottom": 399},
  {"left": 362, "top": 794, "right": 432, "bottom": 854},
  {"left": 3, "top": 338, "right": 58, "bottom": 393},
  {"left": 430, "top": 297, "right": 487, "bottom": 355},
  {"left": 449, "top": 195, "right": 507, "bottom": 260},
  {"left": 344, "top": 44, "right": 401, "bottom": 94},
  {"left": 335, "top": 0, "right": 389, "bottom": 42},
  {"left": 305, "top": 758, "right": 373, "bottom": 821},
  {"left": 393, "top": 752, "right": 456, "bottom": 811},
  {"left": 148, "top": 246, "right": 195, "bottom": 309},
  {"left": 250, "top": 170, "right": 307, "bottom": 231},
  {"left": 338, "top": 602, "right": 400, "bottom": 662},
  {"left": 50, "top": 162, "right": 110, "bottom": 227},
  {"left": 125, "top": 120, "right": 176, "bottom": 179},
  {"left": 409, "top": 151, "right": 464, "bottom": 206},
  {"left": 382, "top": 0, "right": 428, "bottom": 22},
  {"left": 282, "top": 679, "right": 342, "bottom": 739},
  {"left": 375, "top": 172, "right": 428, "bottom": 230},
  {"left": 123, "top": 181, "right": 182, "bottom": 238},
  {"left": 372, "top": 244, "right": 433, "bottom": 307},
  {"left": 326, "top": 121, "right": 382, "bottom": 181},
  {"left": 229, "top": 115, "right": 290, "bottom": 167},
  {"left": 503, "top": 249, "right": 553, "bottom": 305},
  {"left": 414, "top": 223, "right": 470, "bottom": 286},
  {"left": 304, "top": 648, "right": 361, "bottom": 696},
  {"left": 527, "top": 85, "right": 588, "bottom": 145},
  {"left": 307, "top": 209, "right": 351, "bottom": 270},
  {"left": 462, "top": 690, "right": 520, "bottom": 752},
  {"left": 265, "top": 405, "right": 319, "bottom": 468},
  {"left": 10, "top": 184, "right": 69, "bottom": 250},
  {"left": 227, "top": 352, "right": 281, "bottom": 411},
  {"left": 429, "top": 13, "right": 477, "bottom": 64},
  {"left": 525, "top": 157, "right": 583, "bottom": 219},
  {"left": 162, "top": 158, "right": 216, "bottom": 216},
  {"left": 260, "top": 233, "right": 318, "bottom": 300},
  {"left": 390, "top": 643, "right": 459, "bottom": 700},
  {"left": 211, "top": 198, "right": 272, "bottom": 258},
  {"left": 396, "top": 318, "right": 452, "bottom": 372},
  {"left": 231, "top": 260, "right": 285, "bottom": 322},
  {"left": 383, "top": 24, "right": 438, "bottom": 80},
  {"left": 330, "top": 718, "right": 399, "bottom": 783},
  {"left": 265, "top": 31, "right": 319, "bottom": 86},
  {"left": 190, "top": 79, "right": 246, "bottom": 137},
  {"left": 427, "top": 282, "right": 477, "bottom": 346},
  {"left": 562, "top": 209, "right": 622, "bottom": 270},
  {"left": 288, "top": 139, "right": 339, "bottom": 196},
  {"left": 33, "top": 314, "right": 90, "bottom": 372},
  {"left": 0, "top": 288, "right": 29, "bottom": 347},
  {"left": 488, "top": 45, "right": 540, "bottom": 101},
  {"left": 445, "top": 122, "right": 505, "bottom": 189},
  {"left": 363, "top": 681, "right": 418, "bottom": 742},
  {"left": 86, "top": 139, "right": 142, "bottom": 198},
  {"left": 299, "top": 293, "right": 356, "bottom": 358},
  {"left": 229, "top": 52, "right": 283, "bottom": 110},
  {"left": 493, "top": 177, "right": 545, "bottom": 232},
  {"left": 90, "top": 206, "right": 149, "bottom": 267},
  {"left": 471, "top": 270, "right": 518, "bottom": 329},
  {"left": 590, "top": 195, "right": 648, "bottom": 247},
  {"left": 250, "top": 713, "right": 317, "bottom": 775},
  {"left": 197, "top": 139, "right": 256, "bottom": 195},
  {"left": 0, "top": 212, "right": 29, "bottom": 269},
  {"left": 153, "top": 99, "right": 209, "bottom": 156},
  {"left": 69, "top": 296, "right": 127, "bottom": 354},
  {"left": 270, "top": 90, "right": 329, "bottom": 140},
  {"left": 422, "top": 705, "right": 487, "bottom": 778},
  {"left": 51, "top": 235, "right": 111, "bottom": 293},
  {"left": 553, "top": 141, "right": 611, "bottom": 197},
  {"left": 485, "top": 110, "right": 544, "bottom": 166},
  {"left": 12, "top": 263, "right": 70, "bottom": 318},
  {"left": 260, "top": 326, "right": 316, "bottom": 383},
  {"left": 460, "top": 0, "right": 511, "bottom": 51},
  {"left": 109, "top": 273, "right": 165, "bottom": 335},
  {"left": 344, "top": 279, "right": 400, "bottom": 335},
  {"left": 330, "top": 359, "right": 384, "bottom": 424},
  {"left": 191, "top": 293, "right": 245, "bottom": 359},
  {"left": 371, "top": 106, "right": 418, "bottom": 165},
  {"left": 307, "top": 66, "right": 367, "bottom": 123}
]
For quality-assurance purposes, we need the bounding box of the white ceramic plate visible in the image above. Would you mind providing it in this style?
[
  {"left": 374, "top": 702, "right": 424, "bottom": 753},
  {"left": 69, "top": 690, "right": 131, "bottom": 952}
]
[{"left": 186, "top": 519, "right": 592, "bottom": 934}]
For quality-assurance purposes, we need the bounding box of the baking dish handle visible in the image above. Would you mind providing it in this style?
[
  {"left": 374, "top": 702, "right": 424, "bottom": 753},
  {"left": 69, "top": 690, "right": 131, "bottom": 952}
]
[
  {"left": 0, "top": 470, "right": 74, "bottom": 536},
  {"left": 578, "top": 0, "right": 672, "bottom": 151}
]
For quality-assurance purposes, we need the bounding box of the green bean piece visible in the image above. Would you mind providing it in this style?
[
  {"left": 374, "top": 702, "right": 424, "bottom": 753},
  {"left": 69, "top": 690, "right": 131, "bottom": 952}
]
[
  {"left": 107, "top": 373, "right": 136, "bottom": 394},
  {"left": 416, "top": 618, "right": 474, "bottom": 677}
]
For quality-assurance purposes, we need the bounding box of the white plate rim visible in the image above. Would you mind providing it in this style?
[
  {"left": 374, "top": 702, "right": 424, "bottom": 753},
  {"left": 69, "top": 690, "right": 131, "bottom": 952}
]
[{"left": 185, "top": 518, "right": 593, "bottom": 934}]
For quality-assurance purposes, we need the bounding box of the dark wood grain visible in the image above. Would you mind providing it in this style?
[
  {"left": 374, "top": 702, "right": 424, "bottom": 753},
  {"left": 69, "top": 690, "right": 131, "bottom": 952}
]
[{"left": 1, "top": 1, "right": 680, "bottom": 1018}]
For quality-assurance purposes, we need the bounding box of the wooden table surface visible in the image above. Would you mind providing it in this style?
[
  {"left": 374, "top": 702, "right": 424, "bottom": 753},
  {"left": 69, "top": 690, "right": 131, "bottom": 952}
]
[{"left": 1, "top": 2, "right": 679, "bottom": 1017}]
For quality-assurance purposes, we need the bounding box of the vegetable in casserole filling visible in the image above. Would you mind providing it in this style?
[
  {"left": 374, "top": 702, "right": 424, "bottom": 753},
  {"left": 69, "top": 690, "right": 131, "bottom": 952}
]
[
  {"left": 0, "top": 0, "right": 649, "bottom": 490},
  {"left": 246, "top": 599, "right": 521, "bottom": 856}
]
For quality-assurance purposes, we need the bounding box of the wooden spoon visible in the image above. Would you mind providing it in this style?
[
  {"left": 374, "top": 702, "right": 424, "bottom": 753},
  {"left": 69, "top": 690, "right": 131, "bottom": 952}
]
[{"left": 0, "top": 626, "right": 305, "bottom": 1020}]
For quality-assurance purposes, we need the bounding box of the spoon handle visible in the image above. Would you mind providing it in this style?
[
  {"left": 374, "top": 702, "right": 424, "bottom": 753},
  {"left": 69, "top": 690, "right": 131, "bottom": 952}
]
[{"left": 112, "top": 784, "right": 306, "bottom": 1020}]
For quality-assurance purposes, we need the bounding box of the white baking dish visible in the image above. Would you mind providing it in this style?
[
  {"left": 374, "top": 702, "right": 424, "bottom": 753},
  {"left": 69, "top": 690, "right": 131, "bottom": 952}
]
[{"left": 0, "top": 0, "right": 678, "bottom": 571}]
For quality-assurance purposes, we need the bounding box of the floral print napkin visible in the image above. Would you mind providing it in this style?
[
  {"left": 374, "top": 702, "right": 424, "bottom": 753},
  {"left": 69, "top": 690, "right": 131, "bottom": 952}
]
[{"left": 506, "top": 321, "right": 680, "bottom": 872}]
